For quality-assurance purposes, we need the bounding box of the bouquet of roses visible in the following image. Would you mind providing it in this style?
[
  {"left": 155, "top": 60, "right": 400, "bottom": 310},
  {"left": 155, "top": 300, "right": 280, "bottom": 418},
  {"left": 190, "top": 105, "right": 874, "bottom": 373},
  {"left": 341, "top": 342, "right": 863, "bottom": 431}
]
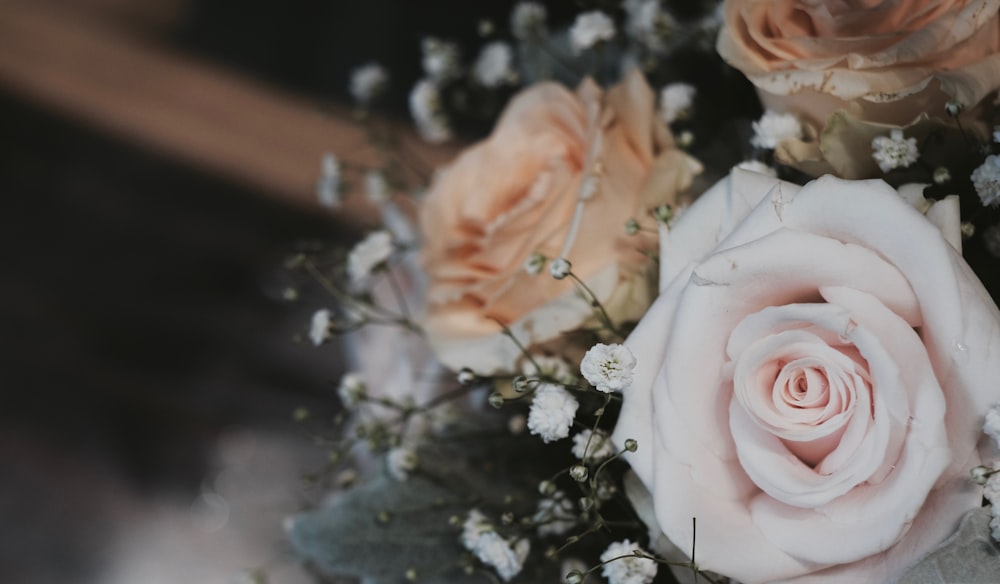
[{"left": 286, "top": 1, "right": 1000, "bottom": 583}]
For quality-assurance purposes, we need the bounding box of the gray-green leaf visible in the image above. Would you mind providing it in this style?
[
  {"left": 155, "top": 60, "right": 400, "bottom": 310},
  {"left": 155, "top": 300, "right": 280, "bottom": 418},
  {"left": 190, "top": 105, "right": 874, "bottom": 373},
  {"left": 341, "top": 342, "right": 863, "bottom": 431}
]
[{"left": 899, "top": 507, "right": 1000, "bottom": 584}]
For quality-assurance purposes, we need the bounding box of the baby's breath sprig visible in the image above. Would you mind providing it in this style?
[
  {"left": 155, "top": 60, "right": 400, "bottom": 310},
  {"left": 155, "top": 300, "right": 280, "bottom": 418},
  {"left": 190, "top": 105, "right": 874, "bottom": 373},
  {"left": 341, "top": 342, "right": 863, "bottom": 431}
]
[{"left": 548, "top": 261, "right": 624, "bottom": 340}]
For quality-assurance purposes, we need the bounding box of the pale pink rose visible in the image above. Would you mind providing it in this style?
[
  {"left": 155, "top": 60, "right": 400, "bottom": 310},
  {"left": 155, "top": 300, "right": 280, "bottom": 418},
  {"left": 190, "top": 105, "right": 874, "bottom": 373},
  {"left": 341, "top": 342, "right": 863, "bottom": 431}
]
[
  {"left": 718, "top": 0, "right": 1000, "bottom": 177},
  {"left": 613, "top": 168, "right": 1000, "bottom": 583},
  {"left": 419, "top": 71, "right": 701, "bottom": 374}
]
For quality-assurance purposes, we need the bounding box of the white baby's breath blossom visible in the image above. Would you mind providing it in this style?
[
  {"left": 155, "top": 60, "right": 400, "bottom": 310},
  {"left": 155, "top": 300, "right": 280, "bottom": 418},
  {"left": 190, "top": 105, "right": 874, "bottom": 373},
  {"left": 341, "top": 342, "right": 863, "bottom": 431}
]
[
  {"left": 347, "top": 230, "right": 394, "bottom": 286},
  {"left": 750, "top": 110, "right": 802, "bottom": 150},
  {"left": 736, "top": 159, "right": 777, "bottom": 176},
  {"left": 533, "top": 491, "right": 576, "bottom": 536},
  {"left": 984, "top": 402, "right": 1000, "bottom": 448},
  {"left": 658, "top": 82, "right": 695, "bottom": 124},
  {"left": 871, "top": 129, "right": 919, "bottom": 173},
  {"left": 420, "top": 37, "right": 461, "bottom": 82},
  {"left": 580, "top": 343, "right": 636, "bottom": 393},
  {"left": 316, "top": 153, "right": 342, "bottom": 208},
  {"left": 933, "top": 166, "right": 952, "bottom": 184},
  {"left": 309, "top": 309, "right": 331, "bottom": 346},
  {"left": 600, "top": 540, "right": 657, "bottom": 584},
  {"left": 572, "top": 428, "right": 616, "bottom": 462},
  {"left": 409, "top": 79, "right": 452, "bottom": 144},
  {"left": 349, "top": 62, "right": 388, "bottom": 105},
  {"left": 386, "top": 446, "right": 418, "bottom": 481},
  {"left": 364, "top": 170, "right": 390, "bottom": 204},
  {"left": 473, "top": 41, "right": 515, "bottom": 88},
  {"left": 570, "top": 11, "right": 616, "bottom": 54},
  {"left": 522, "top": 355, "right": 576, "bottom": 385},
  {"left": 983, "top": 473, "right": 1000, "bottom": 504},
  {"left": 337, "top": 372, "right": 366, "bottom": 408},
  {"left": 527, "top": 383, "right": 579, "bottom": 443},
  {"left": 624, "top": 0, "right": 676, "bottom": 53},
  {"left": 972, "top": 155, "right": 1000, "bottom": 207},
  {"left": 461, "top": 510, "right": 530, "bottom": 582},
  {"left": 511, "top": 2, "right": 547, "bottom": 40}
]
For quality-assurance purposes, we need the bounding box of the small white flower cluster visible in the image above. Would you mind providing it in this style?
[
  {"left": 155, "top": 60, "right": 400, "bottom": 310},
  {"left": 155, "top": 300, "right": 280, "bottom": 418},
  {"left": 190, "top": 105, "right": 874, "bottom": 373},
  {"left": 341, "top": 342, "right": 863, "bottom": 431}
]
[
  {"left": 572, "top": 428, "right": 616, "bottom": 462},
  {"left": 981, "top": 471, "right": 1000, "bottom": 541},
  {"left": 473, "top": 41, "right": 516, "bottom": 88},
  {"left": 348, "top": 62, "right": 388, "bottom": 105},
  {"left": 510, "top": 2, "right": 547, "bottom": 40},
  {"left": 658, "top": 82, "right": 695, "bottom": 124},
  {"left": 980, "top": 403, "right": 1000, "bottom": 540},
  {"left": 580, "top": 343, "right": 636, "bottom": 393},
  {"left": 421, "top": 37, "right": 461, "bottom": 83},
  {"left": 409, "top": 79, "right": 452, "bottom": 144},
  {"left": 527, "top": 383, "right": 579, "bottom": 443},
  {"left": 310, "top": 308, "right": 332, "bottom": 346},
  {"left": 600, "top": 540, "right": 657, "bottom": 584},
  {"left": 871, "top": 129, "right": 919, "bottom": 173},
  {"left": 386, "top": 446, "right": 418, "bottom": 481},
  {"left": 570, "top": 11, "right": 616, "bottom": 54},
  {"left": 624, "top": 0, "right": 676, "bottom": 53},
  {"left": 750, "top": 110, "right": 802, "bottom": 150},
  {"left": 984, "top": 402, "right": 1000, "bottom": 447},
  {"left": 533, "top": 490, "right": 576, "bottom": 537},
  {"left": 347, "top": 230, "right": 394, "bottom": 286},
  {"left": 316, "top": 153, "right": 342, "bottom": 208},
  {"left": 972, "top": 154, "right": 1000, "bottom": 207},
  {"left": 461, "top": 510, "right": 530, "bottom": 582},
  {"left": 337, "top": 372, "right": 366, "bottom": 409}
]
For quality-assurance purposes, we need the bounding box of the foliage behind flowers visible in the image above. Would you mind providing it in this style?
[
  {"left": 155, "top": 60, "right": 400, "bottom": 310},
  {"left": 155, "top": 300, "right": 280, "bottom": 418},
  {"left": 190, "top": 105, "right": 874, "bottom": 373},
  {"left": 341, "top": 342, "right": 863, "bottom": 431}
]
[{"left": 284, "top": 2, "right": 1000, "bottom": 583}]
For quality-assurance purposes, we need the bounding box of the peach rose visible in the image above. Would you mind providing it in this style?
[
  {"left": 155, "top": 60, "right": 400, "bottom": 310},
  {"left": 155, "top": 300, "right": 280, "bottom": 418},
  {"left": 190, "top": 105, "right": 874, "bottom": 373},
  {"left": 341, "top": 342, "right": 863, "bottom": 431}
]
[
  {"left": 419, "top": 71, "right": 701, "bottom": 374},
  {"left": 718, "top": 0, "right": 1000, "bottom": 177},
  {"left": 613, "top": 168, "right": 1000, "bottom": 583}
]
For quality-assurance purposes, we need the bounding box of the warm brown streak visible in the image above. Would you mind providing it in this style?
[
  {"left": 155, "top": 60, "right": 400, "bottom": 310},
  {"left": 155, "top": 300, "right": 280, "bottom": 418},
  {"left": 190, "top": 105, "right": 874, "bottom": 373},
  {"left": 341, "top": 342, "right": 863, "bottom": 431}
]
[{"left": 0, "top": 0, "right": 459, "bottom": 219}]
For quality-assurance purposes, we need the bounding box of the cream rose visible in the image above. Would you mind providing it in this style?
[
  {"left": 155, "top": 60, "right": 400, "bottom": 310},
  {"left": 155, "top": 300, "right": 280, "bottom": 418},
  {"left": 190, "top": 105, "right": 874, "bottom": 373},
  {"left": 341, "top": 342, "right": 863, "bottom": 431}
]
[
  {"left": 613, "top": 168, "right": 1000, "bottom": 583},
  {"left": 419, "top": 71, "right": 701, "bottom": 374},
  {"left": 717, "top": 0, "right": 1000, "bottom": 178}
]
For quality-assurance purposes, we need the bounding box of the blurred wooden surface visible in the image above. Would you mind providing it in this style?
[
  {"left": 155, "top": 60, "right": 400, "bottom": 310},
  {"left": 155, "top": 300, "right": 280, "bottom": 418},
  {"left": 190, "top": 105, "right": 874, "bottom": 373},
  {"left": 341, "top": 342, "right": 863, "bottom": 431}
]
[{"left": 0, "top": 0, "right": 457, "bottom": 216}]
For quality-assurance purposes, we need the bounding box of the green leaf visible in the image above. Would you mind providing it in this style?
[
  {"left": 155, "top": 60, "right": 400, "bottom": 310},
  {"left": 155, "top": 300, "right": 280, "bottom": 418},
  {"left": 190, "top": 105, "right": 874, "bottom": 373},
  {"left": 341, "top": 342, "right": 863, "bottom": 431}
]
[
  {"left": 899, "top": 507, "right": 1000, "bottom": 584},
  {"left": 288, "top": 471, "right": 470, "bottom": 583}
]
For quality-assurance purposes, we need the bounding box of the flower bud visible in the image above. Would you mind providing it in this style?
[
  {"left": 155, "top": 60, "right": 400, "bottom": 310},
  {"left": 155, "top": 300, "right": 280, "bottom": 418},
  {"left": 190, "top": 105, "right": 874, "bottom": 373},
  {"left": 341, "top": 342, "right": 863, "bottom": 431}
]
[
  {"left": 972, "top": 465, "right": 993, "bottom": 485},
  {"left": 550, "top": 258, "right": 572, "bottom": 280},
  {"left": 457, "top": 367, "right": 477, "bottom": 385},
  {"left": 624, "top": 438, "right": 638, "bottom": 452},
  {"left": 565, "top": 571, "right": 585, "bottom": 584},
  {"left": 524, "top": 252, "right": 547, "bottom": 275},
  {"left": 654, "top": 204, "right": 674, "bottom": 224},
  {"left": 569, "top": 464, "right": 589, "bottom": 482},
  {"left": 933, "top": 167, "right": 951, "bottom": 184},
  {"left": 625, "top": 218, "right": 640, "bottom": 235},
  {"left": 488, "top": 392, "right": 505, "bottom": 409}
]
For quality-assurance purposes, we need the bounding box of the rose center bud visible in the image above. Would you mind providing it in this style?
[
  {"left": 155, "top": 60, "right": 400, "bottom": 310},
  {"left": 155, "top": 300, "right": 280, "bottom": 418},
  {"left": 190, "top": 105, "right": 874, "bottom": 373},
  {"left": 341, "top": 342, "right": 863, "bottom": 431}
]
[{"left": 731, "top": 325, "right": 874, "bottom": 471}]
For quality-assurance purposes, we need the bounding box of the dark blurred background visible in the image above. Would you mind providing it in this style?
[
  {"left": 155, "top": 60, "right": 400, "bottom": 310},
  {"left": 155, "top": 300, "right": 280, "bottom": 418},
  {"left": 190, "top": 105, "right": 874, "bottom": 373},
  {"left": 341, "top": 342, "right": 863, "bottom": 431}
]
[{"left": 0, "top": 1, "right": 546, "bottom": 582}]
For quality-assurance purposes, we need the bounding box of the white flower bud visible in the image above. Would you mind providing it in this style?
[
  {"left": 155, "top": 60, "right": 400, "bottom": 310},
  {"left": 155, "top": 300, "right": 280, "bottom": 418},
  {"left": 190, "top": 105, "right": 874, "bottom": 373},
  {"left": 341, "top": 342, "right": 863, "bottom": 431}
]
[{"left": 550, "top": 258, "right": 572, "bottom": 280}]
